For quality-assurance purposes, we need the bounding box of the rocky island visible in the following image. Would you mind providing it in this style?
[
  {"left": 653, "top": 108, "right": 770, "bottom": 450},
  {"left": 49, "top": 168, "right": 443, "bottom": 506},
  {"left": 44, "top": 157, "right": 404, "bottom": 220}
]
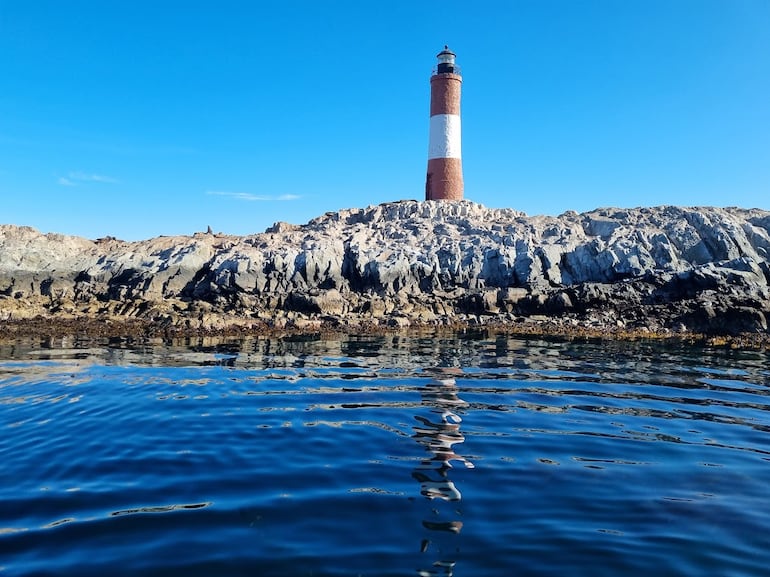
[{"left": 1, "top": 201, "right": 769, "bottom": 343}]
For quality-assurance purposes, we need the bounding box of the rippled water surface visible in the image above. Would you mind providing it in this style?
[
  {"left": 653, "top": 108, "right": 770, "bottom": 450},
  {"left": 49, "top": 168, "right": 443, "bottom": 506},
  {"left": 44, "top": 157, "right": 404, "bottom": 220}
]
[{"left": 2, "top": 333, "right": 770, "bottom": 576}]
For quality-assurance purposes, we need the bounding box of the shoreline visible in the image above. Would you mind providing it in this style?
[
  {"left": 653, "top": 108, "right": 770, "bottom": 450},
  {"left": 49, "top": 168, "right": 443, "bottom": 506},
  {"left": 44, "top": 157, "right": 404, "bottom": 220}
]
[
  {"left": 2, "top": 314, "right": 768, "bottom": 351},
  {"left": 3, "top": 203, "right": 768, "bottom": 350}
]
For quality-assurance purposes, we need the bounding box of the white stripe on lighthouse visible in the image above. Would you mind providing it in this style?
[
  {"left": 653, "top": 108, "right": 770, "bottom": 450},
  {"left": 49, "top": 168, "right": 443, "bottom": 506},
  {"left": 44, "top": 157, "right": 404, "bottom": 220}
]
[{"left": 428, "top": 114, "right": 462, "bottom": 160}]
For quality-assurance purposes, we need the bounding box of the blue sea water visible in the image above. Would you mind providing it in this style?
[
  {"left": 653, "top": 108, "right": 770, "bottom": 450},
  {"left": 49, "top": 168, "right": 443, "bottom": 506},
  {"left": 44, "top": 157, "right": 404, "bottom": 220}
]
[{"left": 1, "top": 333, "right": 769, "bottom": 576}]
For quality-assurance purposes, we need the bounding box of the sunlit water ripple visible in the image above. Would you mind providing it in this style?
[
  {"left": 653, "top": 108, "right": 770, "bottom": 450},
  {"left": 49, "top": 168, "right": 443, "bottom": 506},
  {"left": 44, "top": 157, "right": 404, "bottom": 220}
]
[{"left": 1, "top": 334, "right": 769, "bottom": 576}]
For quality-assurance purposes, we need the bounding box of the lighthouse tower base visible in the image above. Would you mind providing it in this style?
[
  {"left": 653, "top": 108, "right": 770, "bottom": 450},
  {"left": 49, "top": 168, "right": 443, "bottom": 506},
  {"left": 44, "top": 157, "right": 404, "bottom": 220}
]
[{"left": 426, "top": 158, "right": 464, "bottom": 201}]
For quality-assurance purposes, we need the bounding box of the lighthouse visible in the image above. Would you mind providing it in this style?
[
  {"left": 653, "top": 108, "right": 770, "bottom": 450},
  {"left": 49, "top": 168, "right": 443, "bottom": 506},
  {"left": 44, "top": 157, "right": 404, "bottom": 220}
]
[{"left": 425, "top": 46, "right": 463, "bottom": 201}]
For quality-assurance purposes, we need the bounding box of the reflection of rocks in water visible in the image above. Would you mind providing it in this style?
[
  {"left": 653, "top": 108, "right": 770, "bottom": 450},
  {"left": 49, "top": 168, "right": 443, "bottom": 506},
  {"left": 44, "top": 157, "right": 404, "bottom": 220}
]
[
  {"left": 422, "top": 519, "right": 463, "bottom": 533},
  {"left": 413, "top": 376, "right": 474, "bottom": 576},
  {"left": 418, "top": 559, "right": 457, "bottom": 577}
]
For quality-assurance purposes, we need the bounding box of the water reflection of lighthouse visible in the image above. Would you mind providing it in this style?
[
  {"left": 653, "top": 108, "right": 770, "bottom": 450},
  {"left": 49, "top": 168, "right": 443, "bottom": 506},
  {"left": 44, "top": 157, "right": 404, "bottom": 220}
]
[{"left": 412, "top": 375, "right": 474, "bottom": 576}]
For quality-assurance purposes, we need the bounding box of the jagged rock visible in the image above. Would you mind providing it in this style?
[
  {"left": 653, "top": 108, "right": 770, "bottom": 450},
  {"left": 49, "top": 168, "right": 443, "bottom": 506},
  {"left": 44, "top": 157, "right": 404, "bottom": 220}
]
[{"left": 1, "top": 202, "right": 769, "bottom": 336}]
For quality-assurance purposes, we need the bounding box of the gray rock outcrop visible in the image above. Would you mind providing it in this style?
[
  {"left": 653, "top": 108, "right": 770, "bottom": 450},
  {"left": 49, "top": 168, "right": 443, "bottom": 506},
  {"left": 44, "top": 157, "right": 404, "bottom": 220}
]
[{"left": 2, "top": 201, "right": 769, "bottom": 335}]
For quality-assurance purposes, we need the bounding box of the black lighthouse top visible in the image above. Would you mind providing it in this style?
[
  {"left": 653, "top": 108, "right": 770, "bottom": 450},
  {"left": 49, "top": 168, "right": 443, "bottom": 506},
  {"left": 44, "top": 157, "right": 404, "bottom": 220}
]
[{"left": 435, "top": 45, "right": 460, "bottom": 75}]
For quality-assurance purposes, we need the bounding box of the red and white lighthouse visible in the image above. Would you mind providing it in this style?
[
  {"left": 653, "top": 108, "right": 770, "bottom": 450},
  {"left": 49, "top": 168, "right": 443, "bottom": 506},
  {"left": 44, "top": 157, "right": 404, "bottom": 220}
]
[{"left": 425, "top": 46, "right": 463, "bottom": 201}]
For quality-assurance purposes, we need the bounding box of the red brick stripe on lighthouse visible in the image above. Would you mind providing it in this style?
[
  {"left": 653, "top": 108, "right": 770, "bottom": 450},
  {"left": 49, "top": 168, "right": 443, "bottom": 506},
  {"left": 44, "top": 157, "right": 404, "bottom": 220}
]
[{"left": 430, "top": 73, "right": 462, "bottom": 116}]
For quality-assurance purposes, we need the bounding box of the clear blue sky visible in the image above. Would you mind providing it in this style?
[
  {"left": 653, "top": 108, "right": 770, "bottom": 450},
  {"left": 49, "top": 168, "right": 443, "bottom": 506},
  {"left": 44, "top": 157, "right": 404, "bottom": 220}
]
[{"left": 1, "top": 1, "right": 768, "bottom": 240}]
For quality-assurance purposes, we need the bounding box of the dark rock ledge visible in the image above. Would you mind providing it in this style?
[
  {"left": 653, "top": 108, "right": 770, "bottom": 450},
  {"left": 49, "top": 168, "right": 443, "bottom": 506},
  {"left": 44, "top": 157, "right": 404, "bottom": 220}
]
[{"left": 1, "top": 201, "right": 769, "bottom": 346}]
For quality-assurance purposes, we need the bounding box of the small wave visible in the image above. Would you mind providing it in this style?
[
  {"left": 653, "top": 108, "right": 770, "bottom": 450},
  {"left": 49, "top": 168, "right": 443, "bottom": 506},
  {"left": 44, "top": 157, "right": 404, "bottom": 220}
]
[{"left": 110, "top": 502, "right": 212, "bottom": 517}]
